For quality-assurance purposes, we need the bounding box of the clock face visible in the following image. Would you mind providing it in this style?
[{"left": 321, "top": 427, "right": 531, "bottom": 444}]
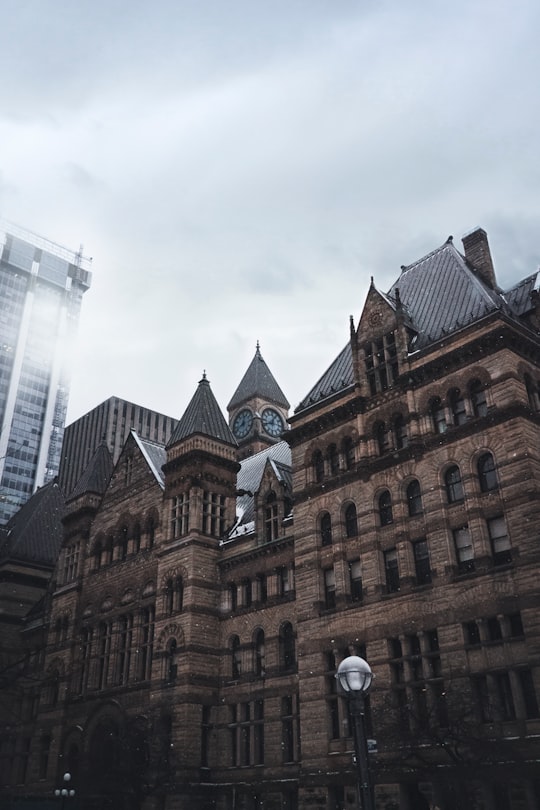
[
  {"left": 233, "top": 408, "right": 253, "bottom": 439},
  {"left": 261, "top": 408, "right": 284, "bottom": 438}
]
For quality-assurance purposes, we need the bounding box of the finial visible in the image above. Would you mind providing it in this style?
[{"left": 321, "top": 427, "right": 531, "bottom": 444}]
[
  {"left": 446, "top": 235, "right": 453, "bottom": 243},
  {"left": 256, "top": 340, "right": 260, "bottom": 352}
]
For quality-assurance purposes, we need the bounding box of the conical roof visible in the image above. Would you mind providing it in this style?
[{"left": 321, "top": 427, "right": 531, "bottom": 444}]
[
  {"left": 67, "top": 442, "right": 114, "bottom": 501},
  {"left": 168, "top": 374, "right": 237, "bottom": 447},
  {"left": 228, "top": 344, "right": 290, "bottom": 410}
]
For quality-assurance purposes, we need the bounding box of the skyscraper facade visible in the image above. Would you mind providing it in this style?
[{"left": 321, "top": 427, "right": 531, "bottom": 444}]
[{"left": 0, "top": 222, "right": 92, "bottom": 523}]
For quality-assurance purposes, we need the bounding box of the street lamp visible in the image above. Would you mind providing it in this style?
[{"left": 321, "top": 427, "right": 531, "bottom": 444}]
[
  {"left": 54, "top": 772, "right": 75, "bottom": 808},
  {"left": 336, "top": 655, "right": 374, "bottom": 810}
]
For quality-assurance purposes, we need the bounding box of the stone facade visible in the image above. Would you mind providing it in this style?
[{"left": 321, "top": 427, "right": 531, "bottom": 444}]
[{"left": 1, "top": 229, "right": 540, "bottom": 810}]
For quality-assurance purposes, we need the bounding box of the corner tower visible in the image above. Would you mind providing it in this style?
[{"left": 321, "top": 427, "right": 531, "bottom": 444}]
[{"left": 228, "top": 343, "right": 290, "bottom": 459}]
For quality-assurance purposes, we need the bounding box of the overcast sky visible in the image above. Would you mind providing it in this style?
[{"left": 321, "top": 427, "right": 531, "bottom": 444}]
[{"left": 1, "top": 0, "right": 539, "bottom": 425}]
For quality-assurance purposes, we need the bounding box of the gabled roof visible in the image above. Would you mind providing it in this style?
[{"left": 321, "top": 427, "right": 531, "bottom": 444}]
[
  {"left": 228, "top": 344, "right": 290, "bottom": 410},
  {"left": 168, "top": 374, "right": 237, "bottom": 447},
  {"left": 388, "top": 238, "right": 504, "bottom": 349},
  {"left": 132, "top": 432, "right": 167, "bottom": 488},
  {"left": 67, "top": 442, "right": 113, "bottom": 501},
  {"left": 296, "top": 342, "right": 354, "bottom": 413},
  {"left": 503, "top": 271, "right": 540, "bottom": 316},
  {"left": 0, "top": 481, "right": 64, "bottom": 566},
  {"left": 296, "top": 234, "right": 535, "bottom": 415},
  {"left": 232, "top": 440, "right": 291, "bottom": 531}
]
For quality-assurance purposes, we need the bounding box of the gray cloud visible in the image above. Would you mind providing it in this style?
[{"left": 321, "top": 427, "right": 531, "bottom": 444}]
[{"left": 0, "top": 0, "right": 539, "bottom": 421}]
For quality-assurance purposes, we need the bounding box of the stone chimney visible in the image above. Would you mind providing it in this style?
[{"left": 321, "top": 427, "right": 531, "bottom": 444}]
[{"left": 462, "top": 227, "right": 497, "bottom": 289}]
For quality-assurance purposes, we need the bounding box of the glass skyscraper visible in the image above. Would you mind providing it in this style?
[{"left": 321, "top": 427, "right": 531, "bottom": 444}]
[{"left": 0, "top": 222, "right": 92, "bottom": 524}]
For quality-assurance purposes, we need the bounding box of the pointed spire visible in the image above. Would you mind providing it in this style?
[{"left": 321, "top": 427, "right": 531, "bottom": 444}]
[
  {"left": 228, "top": 344, "right": 289, "bottom": 410},
  {"left": 168, "top": 375, "right": 236, "bottom": 447},
  {"left": 68, "top": 442, "right": 114, "bottom": 500}
]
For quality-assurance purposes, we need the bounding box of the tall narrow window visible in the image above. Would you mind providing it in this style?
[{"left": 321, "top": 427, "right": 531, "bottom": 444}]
[
  {"left": 384, "top": 549, "right": 400, "bottom": 593},
  {"left": 166, "top": 639, "right": 178, "bottom": 683},
  {"left": 445, "top": 465, "right": 464, "bottom": 503},
  {"left": 119, "top": 526, "right": 129, "bottom": 560},
  {"left": 265, "top": 492, "right": 279, "bottom": 542},
  {"left": 406, "top": 479, "right": 423, "bottom": 516},
  {"left": 320, "top": 512, "right": 332, "bottom": 546},
  {"left": 98, "top": 622, "right": 112, "bottom": 688},
  {"left": 341, "top": 436, "right": 355, "bottom": 470},
  {"left": 470, "top": 380, "right": 488, "bottom": 417},
  {"left": 202, "top": 492, "right": 226, "bottom": 537},
  {"left": 328, "top": 444, "right": 339, "bottom": 475},
  {"left": 349, "top": 559, "right": 363, "bottom": 601},
  {"left": 449, "top": 388, "right": 466, "bottom": 425},
  {"left": 344, "top": 503, "right": 358, "bottom": 538},
  {"left": 378, "top": 490, "right": 393, "bottom": 526},
  {"left": 174, "top": 577, "right": 184, "bottom": 612},
  {"left": 165, "top": 578, "right": 174, "bottom": 615},
  {"left": 231, "top": 636, "right": 241, "bottom": 679},
  {"left": 279, "top": 622, "right": 296, "bottom": 671},
  {"left": 430, "top": 397, "right": 447, "bottom": 434},
  {"left": 375, "top": 422, "right": 389, "bottom": 455},
  {"left": 254, "top": 629, "right": 265, "bottom": 677},
  {"left": 488, "top": 515, "right": 512, "bottom": 565},
  {"left": 412, "top": 539, "right": 432, "bottom": 585},
  {"left": 393, "top": 414, "right": 408, "bottom": 449},
  {"left": 323, "top": 567, "right": 336, "bottom": 609},
  {"left": 453, "top": 526, "right": 475, "bottom": 573},
  {"left": 525, "top": 374, "right": 540, "bottom": 411},
  {"left": 132, "top": 523, "right": 141, "bottom": 554},
  {"left": 117, "top": 614, "right": 132, "bottom": 686},
  {"left": 171, "top": 494, "right": 189, "bottom": 538},
  {"left": 313, "top": 450, "right": 324, "bottom": 483},
  {"left": 478, "top": 452, "right": 498, "bottom": 492},
  {"left": 139, "top": 606, "right": 155, "bottom": 681},
  {"left": 364, "top": 332, "right": 398, "bottom": 394}
]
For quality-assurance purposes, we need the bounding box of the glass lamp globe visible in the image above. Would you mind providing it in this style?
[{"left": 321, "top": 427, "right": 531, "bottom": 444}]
[{"left": 336, "top": 655, "right": 373, "bottom": 694}]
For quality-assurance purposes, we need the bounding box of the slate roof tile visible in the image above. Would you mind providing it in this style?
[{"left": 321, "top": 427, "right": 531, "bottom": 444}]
[
  {"left": 168, "top": 374, "right": 237, "bottom": 447},
  {"left": 228, "top": 344, "right": 290, "bottom": 410}
]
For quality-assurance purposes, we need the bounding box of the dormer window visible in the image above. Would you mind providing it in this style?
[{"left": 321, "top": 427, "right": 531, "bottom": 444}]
[{"left": 364, "top": 331, "right": 398, "bottom": 395}]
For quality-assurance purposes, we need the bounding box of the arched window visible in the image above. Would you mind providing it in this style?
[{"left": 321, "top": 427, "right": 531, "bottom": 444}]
[
  {"left": 478, "top": 453, "right": 498, "bottom": 492},
  {"left": 378, "top": 490, "right": 393, "bottom": 526},
  {"left": 445, "top": 465, "right": 464, "bottom": 503},
  {"left": 393, "top": 414, "right": 408, "bottom": 450},
  {"left": 341, "top": 436, "right": 355, "bottom": 470},
  {"left": 279, "top": 622, "right": 296, "bottom": 671},
  {"left": 449, "top": 388, "right": 466, "bottom": 426},
  {"left": 375, "top": 422, "right": 389, "bottom": 455},
  {"left": 320, "top": 512, "right": 332, "bottom": 546},
  {"left": 265, "top": 491, "right": 279, "bottom": 542},
  {"left": 231, "top": 635, "right": 241, "bottom": 679},
  {"left": 430, "top": 397, "right": 447, "bottom": 434},
  {"left": 254, "top": 629, "right": 265, "bottom": 677},
  {"left": 469, "top": 380, "right": 488, "bottom": 417},
  {"left": 328, "top": 444, "right": 339, "bottom": 476},
  {"left": 344, "top": 503, "right": 358, "bottom": 538},
  {"left": 406, "top": 479, "right": 423, "bottom": 516},
  {"left": 313, "top": 450, "right": 325, "bottom": 483},
  {"left": 166, "top": 639, "right": 178, "bottom": 683}
]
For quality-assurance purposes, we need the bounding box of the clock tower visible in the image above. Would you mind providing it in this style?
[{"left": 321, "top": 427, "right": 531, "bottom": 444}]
[{"left": 228, "top": 343, "right": 290, "bottom": 459}]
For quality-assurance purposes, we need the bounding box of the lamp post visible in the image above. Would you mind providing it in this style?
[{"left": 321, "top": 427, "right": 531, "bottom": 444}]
[
  {"left": 336, "top": 655, "right": 375, "bottom": 810},
  {"left": 54, "top": 772, "right": 75, "bottom": 809}
]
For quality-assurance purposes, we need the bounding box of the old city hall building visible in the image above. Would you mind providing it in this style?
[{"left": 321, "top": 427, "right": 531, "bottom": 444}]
[{"left": 1, "top": 227, "right": 539, "bottom": 810}]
